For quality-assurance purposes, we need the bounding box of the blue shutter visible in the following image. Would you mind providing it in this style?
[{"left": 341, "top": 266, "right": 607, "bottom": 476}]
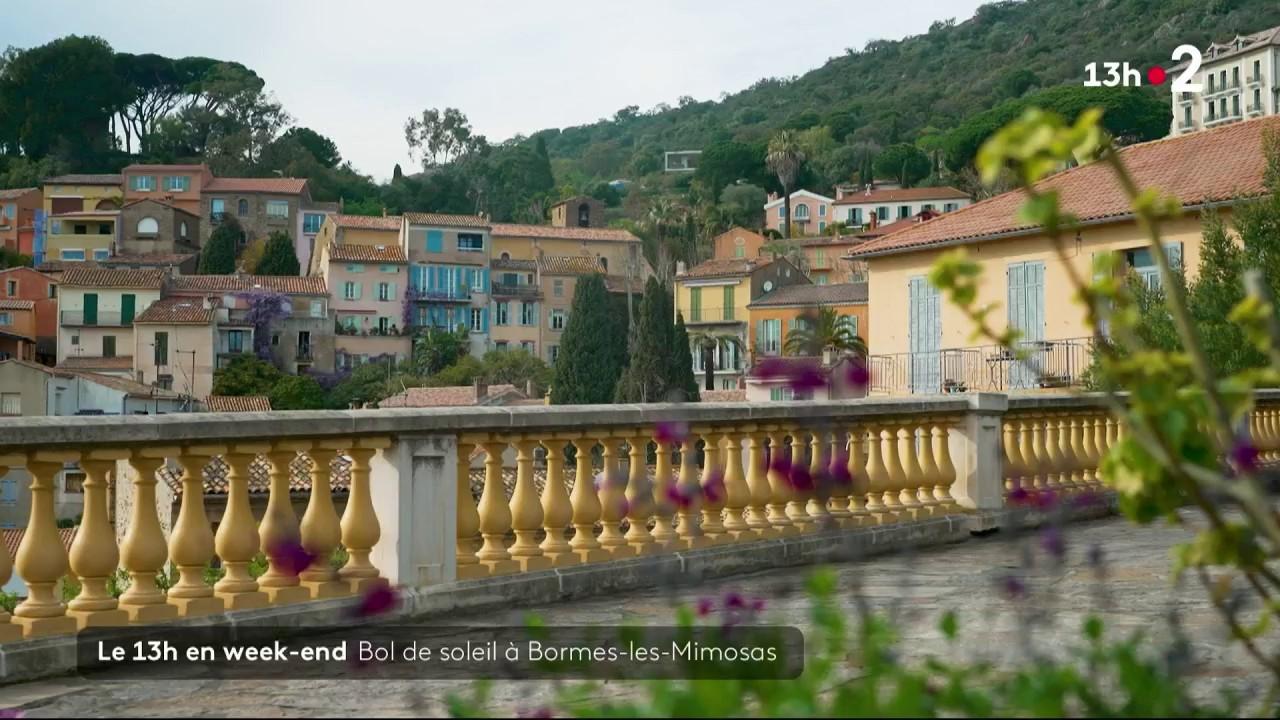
[
  {"left": 482, "top": 307, "right": 489, "bottom": 332},
  {"left": 426, "top": 230, "right": 443, "bottom": 253}
]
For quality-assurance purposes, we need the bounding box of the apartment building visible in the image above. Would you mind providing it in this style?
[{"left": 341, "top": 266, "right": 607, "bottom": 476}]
[
  {"left": 763, "top": 190, "right": 834, "bottom": 237},
  {"left": 0, "top": 188, "right": 41, "bottom": 256},
  {"left": 307, "top": 213, "right": 402, "bottom": 275},
  {"left": 0, "top": 266, "right": 57, "bottom": 363},
  {"left": 1171, "top": 25, "right": 1280, "bottom": 134},
  {"left": 400, "top": 213, "right": 492, "bottom": 356},
  {"left": 40, "top": 174, "right": 124, "bottom": 264},
  {"left": 746, "top": 282, "right": 868, "bottom": 361},
  {"left": 711, "top": 226, "right": 769, "bottom": 260},
  {"left": 321, "top": 243, "right": 412, "bottom": 369},
  {"left": 490, "top": 223, "right": 645, "bottom": 281},
  {"left": 131, "top": 296, "right": 226, "bottom": 400},
  {"left": 55, "top": 266, "right": 164, "bottom": 376},
  {"left": 490, "top": 257, "right": 542, "bottom": 356},
  {"left": 832, "top": 184, "right": 970, "bottom": 228}
]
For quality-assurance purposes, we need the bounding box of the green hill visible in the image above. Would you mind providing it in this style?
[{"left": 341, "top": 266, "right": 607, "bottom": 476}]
[{"left": 535, "top": 0, "right": 1280, "bottom": 186}]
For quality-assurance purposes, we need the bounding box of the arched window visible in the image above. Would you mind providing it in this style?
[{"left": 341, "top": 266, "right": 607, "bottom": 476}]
[
  {"left": 237, "top": 199, "right": 249, "bottom": 216},
  {"left": 180, "top": 221, "right": 188, "bottom": 238},
  {"left": 136, "top": 217, "right": 159, "bottom": 235},
  {"left": 794, "top": 203, "right": 810, "bottom": 220},
  {"left": 577, "top": 203, "right": 590, "bottom": 227},
  {"left": 500, "top": 252, "right": 510, "bottom": 260}
]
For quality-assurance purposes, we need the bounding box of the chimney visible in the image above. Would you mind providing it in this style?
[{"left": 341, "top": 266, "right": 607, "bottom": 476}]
[
  {"left": 676, "top": 260, "right": 687, "bottom": 276},
  {"left": 822, "top": 347, "right": 836, "bottom": 366},
  {"left": 868, "top": 213, "right": 878, "bottom": 230},
  {"left": 864, "top": 183, "right": 872, "bottom": 196},
  {"left": 525, "top": 379, "right": 535, "bottom": 397},
  {"left": 473, "top": 378, "right": 488, "bottom": 401}
]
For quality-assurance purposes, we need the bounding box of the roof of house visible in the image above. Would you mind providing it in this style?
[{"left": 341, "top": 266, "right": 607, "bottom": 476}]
[
  {"left": 43, "top": 174, "right": 122, "bottom": 186},
  {"left": 700, "top": 389, "right": 747, "bottom": 402},
  {"left": 204, "top": 177, "right": 308, "bottom": 194},
  {"left": 0, "top": 187, "right": 37, "bottom": 201},
  {"left": 120, "top": 198, "right": 200, "bottom": 217},
  {"left": 763, "top": 190, "right": 834, "bottom": 210},
  {"left": 1190, "top": 25, "right": 1280, "bottom": 67},
  {"left": 65, "top": 371, "right": 181, "bottom": 399},
  {"left": 795, "top": 234, "right": 867, "bottom": 248},
  {"left": 0, "top": 358, "right": 58, "bottom": 376},
  {"left": 158, "top": 453, "right": 350, "bottom": 497},
  {"left": 403, "top": 212, "right": 489, "bottom": 228},
  {"left": 3, "top": 527, "right": 76, "bottom": 561},
  {"left": 328, "top": 243, "right": 407, "bottom": 263},
  {"left": 833, "top": 185, "right": 970, "bottom": 206},
  {"left": 490, "top": 223, "right": 639, "bottom": 243},
  {"left": 331, "top": 214, "right": 403, "bottom": 231},
  {"left": 748, "top": 282, "right": 868, "bottom": 307},
  {"left": 536, "top": 255, "right": 605, "bottom": 275},
  {"left": 57, "top": 356, "right": 135, "bottom": 371},
  {"left": 123, "top": 163, "right": 210, "bottom": 172},
  {"left": 0, "top": 299, "right": 34, "bottom": 310},
  {"left": 33, "top": 261, "right": 97, "bottom": 274},
  {"left": 491, "top": 257, "right": 537, "bottom": 271},
  {"left": 100, "top": 252, "right": 197, "bottom": 267},
  {"left": 134, "top": 297, "right": 213, "bottom": 325},
  {"left": 204, "top": 395, "right": 272, "bottom": 412},
  {"left": 851, "top": 115, "right": 1280, "bottom": 259},
  {"left": 604, "top": 274, "right": 643, "bottom": 295},
  {"left": 679, "top": 257, "right": 775, "bottom": 280},
  {"left": 170, "top": 274, "right": 328, "bottom": 296},
  {"left": 848, "top": 211, "right": 942, "bottom": 240},
  {"left": 49, "top": 210, "right": 121, "bottom": 218},
  {"left": 379, "top": 384, "right": 524, "bottom": 408},
  {"left": 59, "top": 266, "right": 166, "bottom": 289}
]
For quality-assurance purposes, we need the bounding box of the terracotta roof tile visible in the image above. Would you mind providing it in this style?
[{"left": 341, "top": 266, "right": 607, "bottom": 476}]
[
  {"left": 170, "top": 274, "right": 328, "bottom": 296},
  {"left": 123, "top": 163, "right": 209, "bottom": 172},
  {"left": 205, "top": 177, "right": 308, "bottom": 194},
  {"left": 490, "top": 223, "right": 639, "bottom": 243},
  {"left": 328, "top": 244, "right": 407, "bottom": 263},
  {"left": 536, "top": 255, "right": 605, "bottom": 275},
  {"left": 749, "top": 282, "right": 867, "bottom": 307},
  {"left": 0, "top": 188, "right": 37, "bottom": 201},
  {"left": 332, "top": 214, "right": 402, "bottom": 231},
  {"left": 159, "top": 453, "right": 350, "bottom": 497},
  {"left": 60, "top": 266, "right": 166, "bottom": 289},
  {"left": 56, "top": 356, "right": 134, "bottom": 371},
  {"left": 64, "top": 371, "right": 180, "bottom": 398},
  {"left": 134, "top": 297, "right": 213, "bottom": 324},
  {"left": 679, "top": 257, "right": 769, "bottom": 280},
  {"left": 34, "top": 261, "right": 98, "bottom": 274},
  {"left": 379, "top": 384, "right": 522, "bottom": 408},
  {"left": 43, "top": 174, "right": 121, "bottom": 186},
  {"left": 204, "top": 395, "right": 272, "bottom": 412},
  {"left": 833, "top": 185, "right": 970, "bottom": 205},
  {"left": 100, "top": 252, "right": 196, "bottom": 267},
  {"left": 491, "top": 258, "right": 537, "bottom": 271},
  {"left": 3, "top": 527, "right": 76, "bottom": 561},
  {"left": 119, "top": 199, "right": 200, "bottom": 217},
  {"left": 852, "top": 115, "right": 1280, "bottom": 259},
  {"left": 0, "top": 299, "right": 34, "bottom": 310},
  {"left": 403, "top": 212, "right": 489, "bottom": 228}
]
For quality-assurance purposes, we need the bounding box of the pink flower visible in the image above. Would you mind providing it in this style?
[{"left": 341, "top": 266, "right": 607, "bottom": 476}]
[
  {"left": 754, "top": 357, "right": 790, "bottom": 380},
  {"left": 724, "top": 591, "right": 746, "bottom": 609},
  {"left": 1231, "top": 439, "right": 1260, "bottom": 474},
  {"left": 844, "top": 359, "right": 870, "bottom": 389},
  {"left": 1008, "top": 487, "right": 1032, "bottom": 506},
  {"left": 665, "top": 482, "right": 697, "bottom": 510},
  {"left": 768, "top": 451, "right": 792, "bottom": 476},
  {"left": 827, "top": 450, "right": 852, "bottom": 486},
  {"left": 702, "top": 468, "right": 725, "bottom": 504},
  {"left": 786, "top": 362, "right": 826, "bottom": 393},
  {"left": 654, "top": 421, "right": 690, "bottom": 445},
  {"left": 351, "top": 581, "right": 400, "bottom": 618},
  {"left": 787, "top": 464, "right": 814, "bottom": 492},
  {"left": 696, "top": 597, "right": 714, "bottom": 616},
  {"left": 268, "top": 538, "right": 315, "bottom": 577}
]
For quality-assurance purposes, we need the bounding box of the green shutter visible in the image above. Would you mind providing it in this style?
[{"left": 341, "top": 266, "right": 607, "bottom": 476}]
[
  {"left": 722, "top": 285, "right": 734, "bottom": 321},
  {"left": 121, "top": 294, "right": 136, "bottom": 325},
  {"left": 690, "top": 287, "right": 701, "bottom": 322},
  {"left": 83, "top": 293, "right": 98, "bottom": 326}
]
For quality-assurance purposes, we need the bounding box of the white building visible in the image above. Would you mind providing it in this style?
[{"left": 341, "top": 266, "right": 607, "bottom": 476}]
[
  {"left": 831, "top": 184, "right": 971, "bottom": 228},
  {"left": 1171, "top": 25, "right": 1280, "bottom": 135},
  {"left": 55, "top": 266, "right": 164, "bottom": 376}
]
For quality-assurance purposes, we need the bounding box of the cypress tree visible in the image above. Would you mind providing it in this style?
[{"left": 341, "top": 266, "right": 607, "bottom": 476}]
[
  {"left": 552, "top": 274, "right": 627, "bottom": 404},
  {"left": 198, "top": 216, "right": 240, "bottom": 274},
  {"left": 256, "top": 231, "right": 301, "bottom": 275},
  {"left": 669, "top": 311, "right": 700, "bottom": 402},
  {"left": 615, "top": 277, "right": 674, "bottom": 402}
]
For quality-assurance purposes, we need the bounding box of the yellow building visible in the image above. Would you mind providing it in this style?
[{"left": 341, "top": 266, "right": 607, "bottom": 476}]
[
  {"left": 849, "top": 115, "right": 1278, "bottom": 394},
  {"left": 40, "top": 174, "right": 124, "bottom": 264},
  {"left": 674, "top": 257, "right": 808, "bottom": 390},
  {"left": 490, "top": 223, "right": 646, "bottom": 280},
  {"left": 306, "top": 213, "right": 403, "bottom": 275},
  {"left": 490, "top": 257, "right": 543, "bottom": 356}
]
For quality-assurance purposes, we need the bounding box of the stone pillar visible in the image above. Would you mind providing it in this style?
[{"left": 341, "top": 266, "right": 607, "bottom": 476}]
[
  {"left": 950, "top": 393, "right": 1008, "bottom": 511},
  {"left": 369, "top": 434, "right": 459, "bottom": 586}
]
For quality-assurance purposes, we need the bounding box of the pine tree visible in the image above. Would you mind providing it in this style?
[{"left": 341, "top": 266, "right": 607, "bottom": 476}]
[
  {"left": 552, "top": 274, "right": 627, "bottom": 404},
  {"left": 615, "top": 278, "right": 675, "bottom": 402},
  {"left": 669, "top": 311, "right": 699, "bottom": 402},
  {"left": 256, "top": 231, "right": 300, "bottom": 276},
  {"left": 198, "top": 216, "right": 240, "bottom": 274}
]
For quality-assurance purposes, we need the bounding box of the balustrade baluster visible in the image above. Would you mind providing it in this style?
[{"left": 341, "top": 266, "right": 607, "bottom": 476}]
[
  {"left": 477, "top": 439, "right": 519, "bottom": 573},
  {"left": 745, "top": 427, "right": 775, "bottom": 536},
  {"left": 827, "top": 429, "right": 853, "bottom": 525},
  {"left": 698, "top": 429, "right": 728, "bottom": 543},
  {"left": 765, "top": 428, "right": 797, "bottom": 536},
  {"left": 0, "top": 461, "right": 22, "bottom": 640},
  {"left": 167, "top": 446, "right": 224, "bottom": 616},
  {"left": 1078, "top": 417, "right": 1099, "bottom": 488},
  {"left": 1061, "top": 416, "right": 1082, "bottom": 495},
  {"left": 674, "top": 436, "right": 708, "bottom": 548},
  {"left": 66, "top": 452, "right": 129, "bottom": 629},
  {"left": 116, "top": 451, "right": 178, "bottom": 623},
  {"left": 865, "top": 424, "right": 891, "bottom": 523},
  {"left": 847, "top": 426, "right": 870, "bottom": 527},
  {"left": 13, "top": 455, "right": 78, "bottom": 636},
  {"left": 258, "top": 446, "right": 311, "bottom": 602},
  {"left": 454, "top": 441, "right": 485, "bottom": 578},
  {"left": 933, "top": 419, "right": 958, "bottom": 513},
  {"left": 785, "top": 429, "right": 814, "bottom": 529},
  {"left": 721, "top": 427, "right": 753, "bottom": 539},
  {"left": 509, "top": 437, "right": 552, "bottom": 571},
  {"left": 1093, "top": 414, "right": 1111, "bottom": 485},
  {"left": 296, "top": 444, "right": 347, "bottom": 596},
  {"left": 540, "top": 436, "right": 578, "bottom": 566},
  {"left": 1002, "top": 421, "right": 1023, "bottom": 498},
  {"left": 1042, "top": 416, "right": 1065, "bottom": 495},
  {"left": 916, "top": 420, "right": 942, "bottom": 517},
  {"left": 569, "top": 437, "right": 609, "bottom": 562},
  {"left": 650, "top": 436, "right": 678, "bottom": 548},
  {"left": 338, "top": 438, "right": 390, "bottom": 593},
  {"left": 897, "top": 424, "right": 925, "bottom": 520},
  {"left": 624, "top": 435, "right": 657, "bottom": 554},
  {"left": 214, "top": 446, "right": 270, "bottom": 609},
  {"left": 597, "top": 434, "right": 634, "bottom": 556},
  {"left": 806, "top": 431, "right": 831, "bottom": 526}
]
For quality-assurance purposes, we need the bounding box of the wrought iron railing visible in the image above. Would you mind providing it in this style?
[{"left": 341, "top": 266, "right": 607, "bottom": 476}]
[{"left": 869, "top": 338, "right": 1094, "bottom": 395}]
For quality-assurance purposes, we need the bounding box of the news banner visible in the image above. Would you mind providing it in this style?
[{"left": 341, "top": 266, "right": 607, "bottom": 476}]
[{"left": 76, "top": 625, "right": 805, "bottom": 680}]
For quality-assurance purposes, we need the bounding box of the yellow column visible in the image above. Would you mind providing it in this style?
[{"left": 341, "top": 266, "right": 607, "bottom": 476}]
[
  {"left": 66, "top": 452, "right": 130, "bottom": 629},
  {"left": 864, "top": 423, "right": 892, "bottom": 524},
  {"left": 826, "top": 430, "right": 852, "bottom": 526},
  {"left": 114, "top": 451, "right": 178, "bottom": 623},
  {"left": 597, "top": 434, "right": 634, "bottom": 556},
  {"left": 509, "top": 437, "right": 552, "bottom": 571},
  {"left": 650, "top": 437, "right": 678, "bottom": 548},
  {"left": 1028, "top": 417, "right": 1049, "bottom": 493},
  {"left": 568, "top": 437, "right": 608, "bottom": 562},
  {"left": 1106, "top": 416, "right": 1120, "bottom": 453},
  {"left": 1002, "top": 421, "right": 1023, "bottom": 498},
  {"left": 339, "top": 438, "right": 391, "bottom": 593},
  {"left": 297, "top": 443, "right": 347, "bottom": 597},
  {"left": 477, "top": 439, "right": 519, "bottom": 573},
  {"left": 166, "top": 446, "right": 224, "bottom": 617},
  {"left": 897, "top": 425, "right": 925, "bottom": 520},
  {"left": 744, "top": 428, "right": 775, "bottom": 536},
  {"left": 258, "top": 447, "right": 311, "bottom": 603},
  {"left": 916, "top": 421, "right": 942, "bottom": 517},
  {"left": 13, "top": 455, "right": 78, "bottom": 637},
  {"left": 455, "top": 439, "right": 485, "bottom": 579},
  {"left": 785, "top": 430, "right": 813, "bottom": 529},
  {"left": 214, "top": 447, "right": 270, "bottom": 610},
  {"left": 539, "top": 435, "right": 578, "bottom": 566},
  {"left": 720, "top": 427, "right": 753, "bottom": 539},
  {"left": 765, "top": 429, "right": 796, "bottom": 535},
  {"left": 1058, "top": 416, "right": 1080, "bottom": 495},
  {"left": 933, "top": 420, "right": 957, "bottom": 512},
  {"left": 1093, "top": 415, "right": 1110, "bottom": 485},
  {"left": 0, "top": 461, "right": 24, "bottom": 641},
  {"left": 846, "top": 426, "right": 870, "bottom": 527},
  {"left": 881, "top": 426, "right": 905, "bottom": 522},
  {"left": 805, "top": 431, "right": 830, "bottom": 525},
  {"left": 674, "top": 437, "right": 708, "bottom": 548},
  {"left": 624, "top": 435, "right": 657, "bottom": 554},
  {"left": 1067, "top": 417, "right": 1088, "bottom": 490},
  {"left": 698, "top": 429, "right": 728, "bottom": 542}
]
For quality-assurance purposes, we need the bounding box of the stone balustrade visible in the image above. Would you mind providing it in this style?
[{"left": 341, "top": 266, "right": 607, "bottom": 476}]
[{"left": 0, "top": 391, "right": 1275, "bottom": 642}]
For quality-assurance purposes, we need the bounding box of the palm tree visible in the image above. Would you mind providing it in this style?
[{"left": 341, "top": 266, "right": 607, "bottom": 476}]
[
  {"left": 687, "top": 329, "right": 744, "bottom": 391},
  {"left": 646, "top": 198, "right": 679, "bottom": 284},
  {"left": 784, "top": 306, "right": 867, "bottom": 358},
  {"left": 765, "top": 131, "right": 806, "bottom": 240}
]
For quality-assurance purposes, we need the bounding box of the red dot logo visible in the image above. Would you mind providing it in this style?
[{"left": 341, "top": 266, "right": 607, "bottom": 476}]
[{"left": 1147, "top": 66, "right": 1167, "bottom": 85}]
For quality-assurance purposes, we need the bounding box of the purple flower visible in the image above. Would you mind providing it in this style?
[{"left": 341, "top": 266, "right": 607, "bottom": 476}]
[
  {"left": 0, "top": 710, "right": 24, "bottom": 719},
  {"left": 702, "top": 468, "right": 726, "bottom": 504},
  {"left": 268, "top": 539, "right": 315, "bottom": 577},
  {"left": 844, "top": 359, "right": 870, "bottom": 389},
  {"left": 1008, "top": 486, "right": 1031, "bottom": 506},
  {"left": 828, "top": 451, "right": 852, "bottom": 486},
  {"left": 769, "top": 451, "right": 792, "bottom": 476},
  {"left": 666, "top": 482, "right": 697, "bottom": 510},
  {"left": 1033, "top": 489, "right": 1059, "bottom": 511},
  {"left": 1040, "top": 527, "right": 1066, "bottom": 560},
  {"left": 724, "top": 591, "right": 746, "bottom": 609},
  {"left": 787, "top": 464, "right": 814, "bottom": 492},
  {"left": 1072, "top": 490, "right": 1102, "bottom": 508},
  {"left": 1231, "top": 439, "right": 1260, "bottom": 474},
  {"left": 754, "top": 357, "right": 790, "bottom": 380},
  {"left": 654, "top": 421, "right": 690, "bottom": 445},
  {"left": 696, "top": 597, "right": 714, "bottom": 617},
  {"left": 749, "top": 597, "right": 767, "bottom": 613},
  {"left": 351, "top": 581, "right": 400, "bottom": 618},
  {"left": 787, "top": 362, "right": 827, "bottom": 393},
  {"left": 1000, "top": 574, "right": 1026, "bottom": 600}
]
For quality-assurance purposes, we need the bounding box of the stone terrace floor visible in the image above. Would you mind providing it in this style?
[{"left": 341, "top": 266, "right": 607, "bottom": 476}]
[{"left": 0, "top": 510, "right": 1266, "bottom": 717}]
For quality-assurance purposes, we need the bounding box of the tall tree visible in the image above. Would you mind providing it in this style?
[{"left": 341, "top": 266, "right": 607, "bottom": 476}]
[
  {"left": 278, "top": 127, "right": 341, "bottom": 168},
  {"left": 198, "top": 216, "right": 241, "bottom": 274},
  {"left": 552, "top": 274, "right": 627, "bottom": 404},
  {"left": 669, "top": 312, "right": 699, "bottom": 402},
  {"left": 765, "top": 131, "right": 806, "bottom": 240},
  {"left": 872, "top": 143, "right": 931, "bottom": 187},
  {"left": 255, "top": 231, "right": 300, "bottom": 276},
  {"left": 114, "top": 53, "right": 183, "bottom": 155},
  {"left": 688, "top": 329, "right": 743, "bottom": 392},
  {"left": 614, "top": 278, "right": 675, "bottom": 402},
  {"left": 404, "top": 107, "right": 485, "bottom": 168},
  {"left": 784, "top": 306, "right": 867, "bottom": 357}
]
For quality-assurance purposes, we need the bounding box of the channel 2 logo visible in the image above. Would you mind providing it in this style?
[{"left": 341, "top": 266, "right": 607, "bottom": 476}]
[{"left": 1084, "top": 45, "right": 1203, "bottom": 93}]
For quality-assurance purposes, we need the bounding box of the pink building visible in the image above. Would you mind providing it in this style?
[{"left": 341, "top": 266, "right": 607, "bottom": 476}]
[
  {"left": 318, "top": 241, "right": 413, "bottom": 369},
  {"left": 762, "top": 190, "right": 835, "bottom": 237}
]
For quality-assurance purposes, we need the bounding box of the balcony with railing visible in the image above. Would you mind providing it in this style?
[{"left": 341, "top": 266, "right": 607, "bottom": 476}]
[
  {"left": 1248, "top": 73, "right": 1263, "bottom": 86},
  {"left": 0, "top": 393, "right": 1278, "bottom": 676},
  {"left": 686, "top": 306, "right": 737, "bottom": 324},
  {"left": 490, "top": 281, "right": 541, "bottom": 300},
  {"left": 869, "top": 338, "right": 1093, "bottom": 395},
  {"left": 1248, "top": 103, "right": 1265, "bottom": 117},
  {"left": 406, "top": 287, "right": 471, "bottom": 303},
  {"left": 59, "top": 311, "right": 128, "bottom": 327}
]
